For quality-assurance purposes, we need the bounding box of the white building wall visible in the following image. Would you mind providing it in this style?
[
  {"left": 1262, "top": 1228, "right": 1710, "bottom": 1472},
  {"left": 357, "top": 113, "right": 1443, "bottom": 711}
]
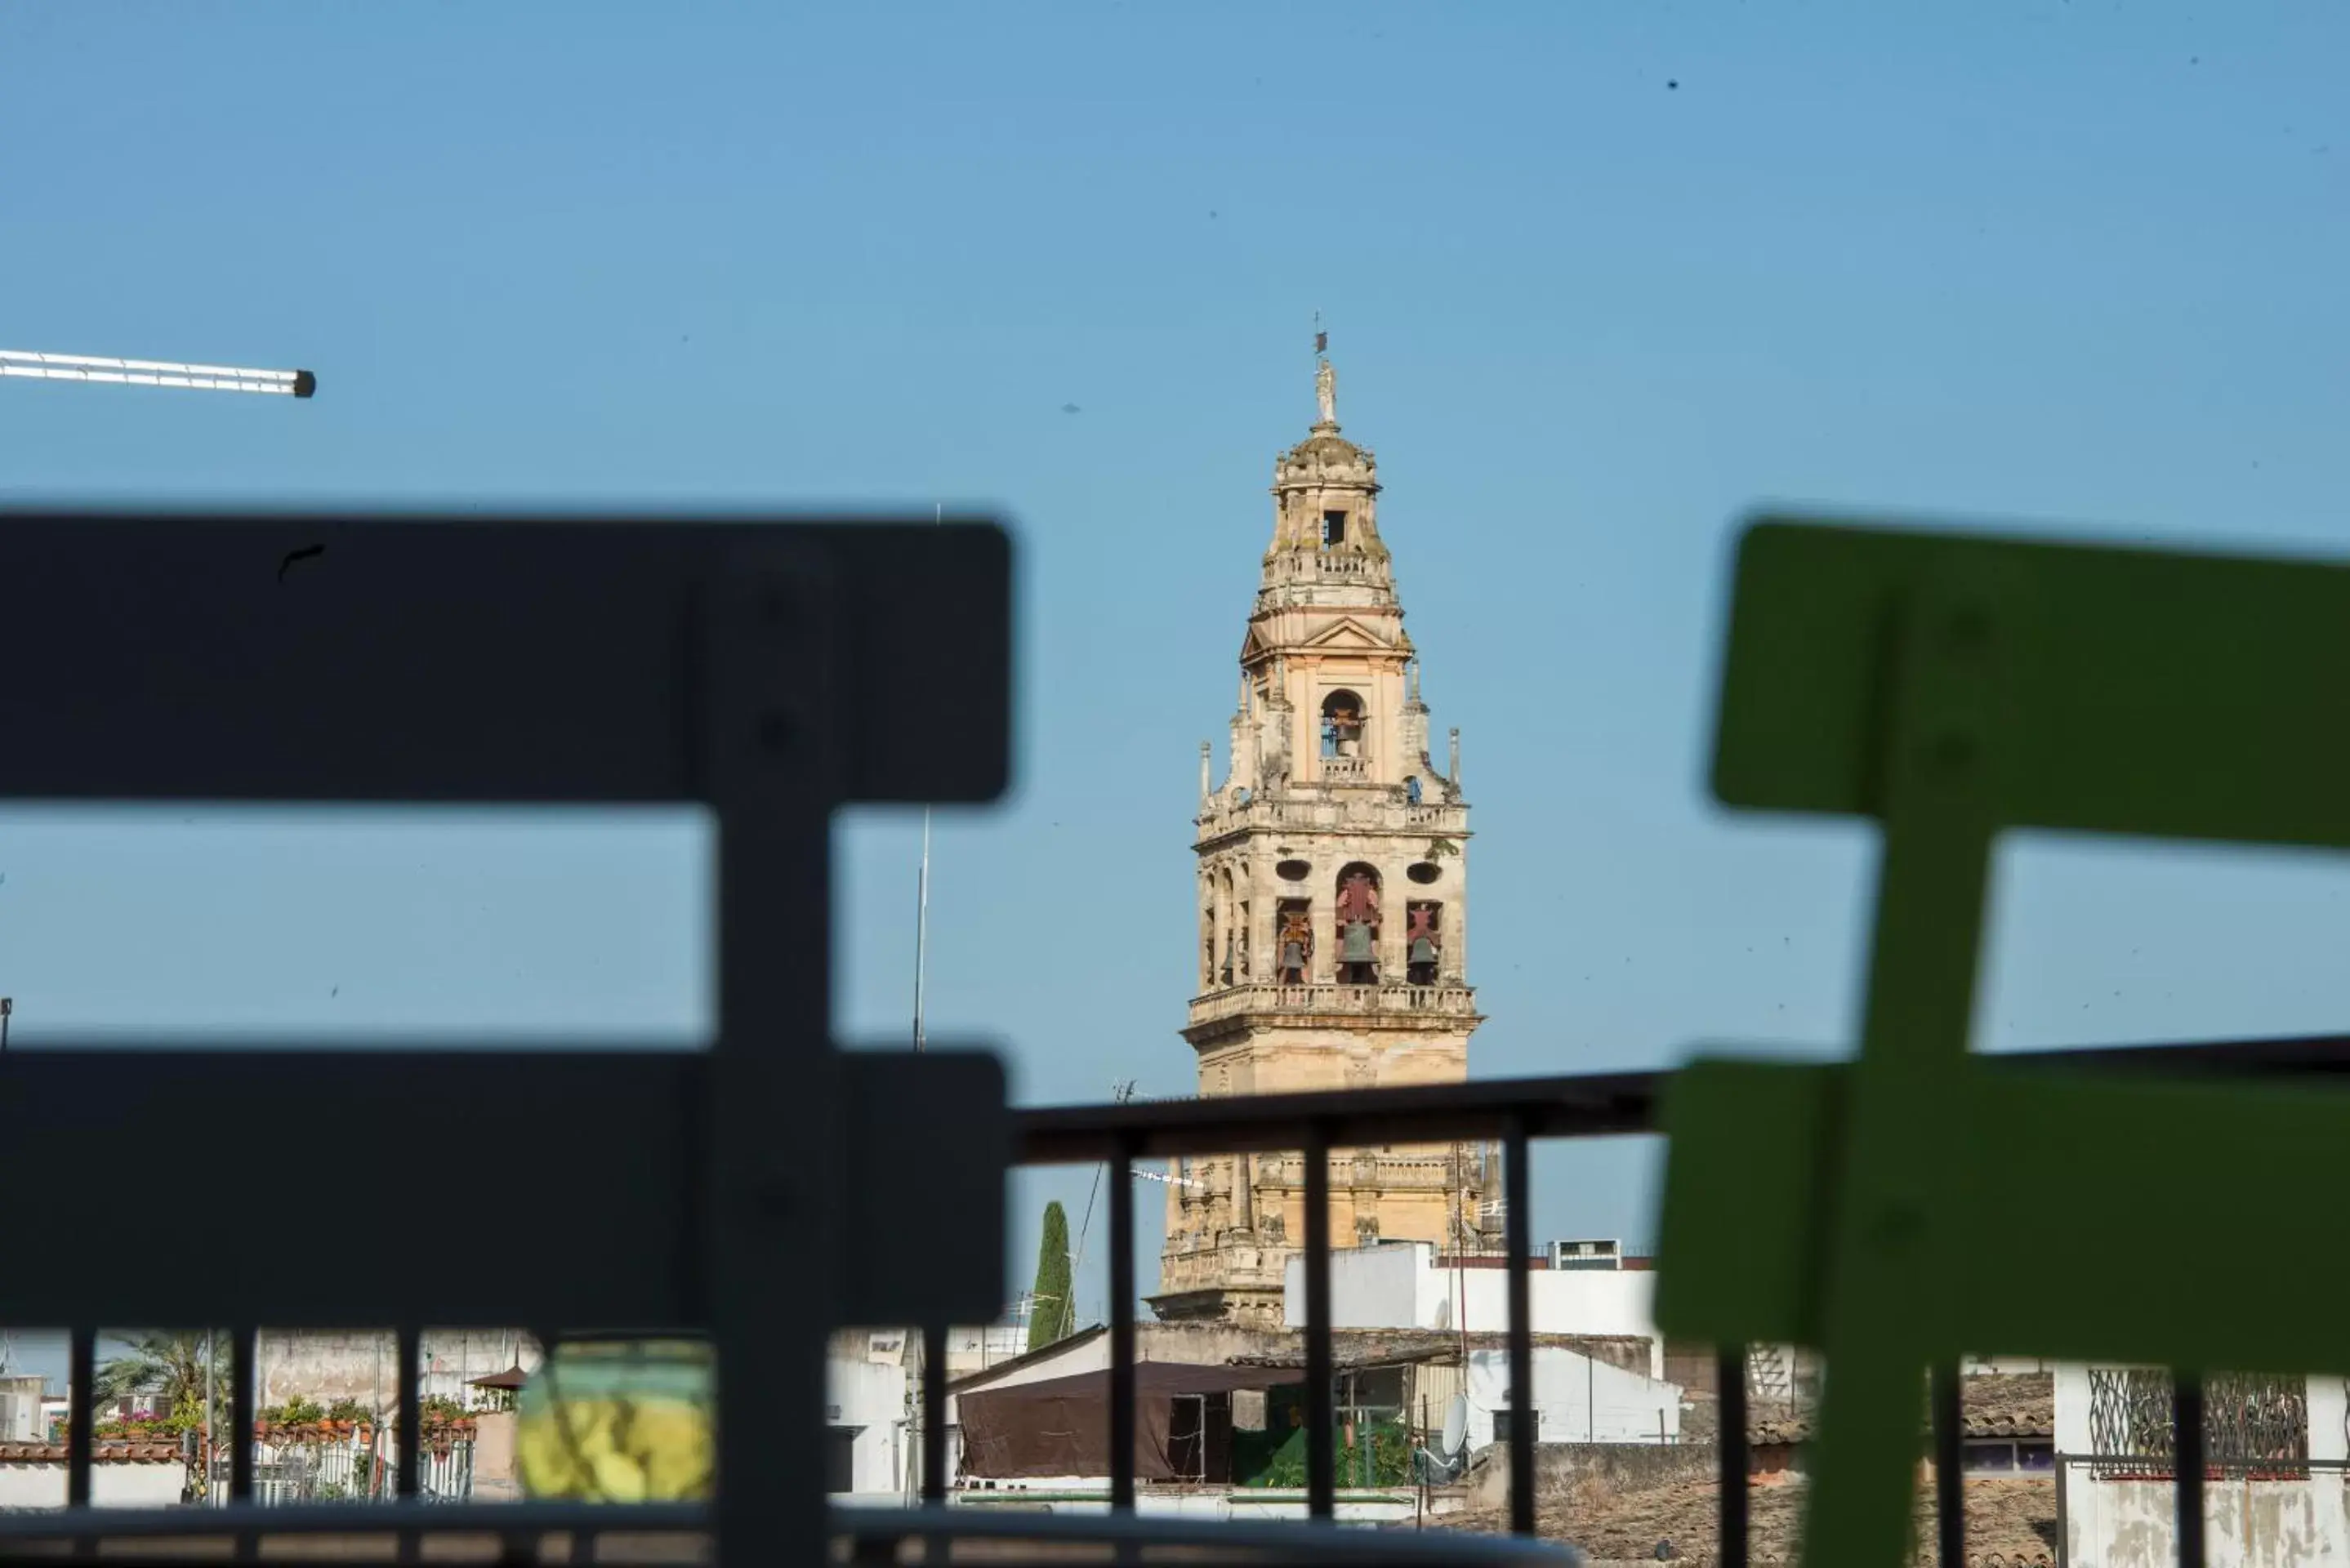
[
  {"left": 1462, "top": 1347, "right": 1679, "bottom": 1448},
  {"left": 940, "top": 1325, "right": 1030, "bottom": 1376},
  {"left": 2312, "top": 1376, "right": 2350, "bottom": 1559},
  {"left": 0, "top": 1462, "right": 185, "bottom": 1508},
  {"left": 2058, "top": 1365, "right": 2350, "bottom": 1568},
  {"left": 1304, "top": 1241, "right": 1427, "bottom": 1327},
  {"left": 1284, "top": 1243, "right": 1665, "bottom": 1378},
  {"left": 827, "top": 1347, "right": 909, "bottom": 1498},
  {"left": 2053, "top": 1362, "right": 2095, "bottom": 1455}
]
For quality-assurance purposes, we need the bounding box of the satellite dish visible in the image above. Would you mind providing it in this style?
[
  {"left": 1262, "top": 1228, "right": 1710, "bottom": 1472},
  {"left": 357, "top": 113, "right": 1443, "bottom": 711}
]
[{"left": 1442, "top": 1394, "right": 1469, "bottom": 1458}]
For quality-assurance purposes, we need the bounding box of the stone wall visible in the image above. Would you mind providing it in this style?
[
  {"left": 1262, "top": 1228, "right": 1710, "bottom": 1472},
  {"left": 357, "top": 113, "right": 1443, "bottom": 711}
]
[
  {"left": 1468, "top": 1441, "right": 1718, "bottom": 1513},
  {"left": 470, "top": 1410, "right": 520, "bottom": 1502},
  {"left": 256, "top": 1330, "right": 540, "bottom": 1409},
  {"left": 1662, "top": 1345, "right": 1719, "bottom": 1397}
]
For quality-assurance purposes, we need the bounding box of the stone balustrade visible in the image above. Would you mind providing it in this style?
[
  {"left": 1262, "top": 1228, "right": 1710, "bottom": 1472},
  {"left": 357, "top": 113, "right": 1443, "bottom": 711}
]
[
  {"left": 1260, "top": 550, "right": 1389, "bottom": 586},
  {"left": 1197, "top": 794, "right": 1468, "bottom": 840},
  {"left": 1318, "top": 755, "right": 1371, "bottom": 782},
  {"left": 1187, "top": 981, "right": 1477, "bottom": 1027}
]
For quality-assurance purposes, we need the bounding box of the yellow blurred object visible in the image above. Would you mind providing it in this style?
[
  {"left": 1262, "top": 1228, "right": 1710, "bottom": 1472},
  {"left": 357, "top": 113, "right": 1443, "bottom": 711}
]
[
  {"left": 634, "top": 1401, "right": 716, "bottom": 1499},
  {"left": 515, "top": 1340, "right": 715, "bottom": 1503},
  {"left": 591, "top": 1450, "right": 649, "bottom": 1503}
]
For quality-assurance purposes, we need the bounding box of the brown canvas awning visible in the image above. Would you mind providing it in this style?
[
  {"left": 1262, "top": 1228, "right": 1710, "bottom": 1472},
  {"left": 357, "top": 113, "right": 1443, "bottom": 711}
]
[{"left": 957, "top": 1363, "right": 1291, "bottom": 1481}]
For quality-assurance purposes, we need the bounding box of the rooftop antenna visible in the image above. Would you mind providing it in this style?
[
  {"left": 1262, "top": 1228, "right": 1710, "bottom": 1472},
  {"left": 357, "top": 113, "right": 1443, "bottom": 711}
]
[
  {"left": 907, "top": 506, "right": 945, "bottom": 1502},
  {"left": 912, "top": 504, "right": 941, "bottom": 1054},
  {"left": 1130, "top": 1167, "right": 1206, "bottom": 1190},
  {"left": 1065, "top": 1080, "right": 1139, "bottom": 1336},
  {"left": 2, "top": 349, "right": 315, "bottom": 399}
]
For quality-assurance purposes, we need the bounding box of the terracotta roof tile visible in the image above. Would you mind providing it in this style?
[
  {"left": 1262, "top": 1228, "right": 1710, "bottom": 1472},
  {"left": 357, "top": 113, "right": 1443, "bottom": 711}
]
[
  {"left": 1431, "top": 1473, "right": 2055, "bottom": 1565},
  {"left": 0, "top": 1442, "right": 183, "bottom": 1463},
  {"left": 1746, "top": 1373, "right": 2054, "bottom": 1446}
]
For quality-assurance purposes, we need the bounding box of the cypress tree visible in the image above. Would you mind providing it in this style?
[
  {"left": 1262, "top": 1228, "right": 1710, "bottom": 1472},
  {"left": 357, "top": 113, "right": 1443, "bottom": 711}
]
[{"left": 1027, "top": 1200, "right": 1074, "bottom": 1352}]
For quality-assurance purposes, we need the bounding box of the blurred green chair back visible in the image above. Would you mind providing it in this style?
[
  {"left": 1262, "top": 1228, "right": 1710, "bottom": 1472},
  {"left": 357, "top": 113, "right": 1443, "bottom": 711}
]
[{"left": 1655, "top": 519, "right": 2350, "bottom": 1568}]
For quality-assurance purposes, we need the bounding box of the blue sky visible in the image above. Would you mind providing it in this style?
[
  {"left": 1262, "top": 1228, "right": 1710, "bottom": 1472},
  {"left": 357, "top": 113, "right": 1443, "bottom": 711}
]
[{"left": 3, "top": 2, "right": 2349, "bottom": 1373}]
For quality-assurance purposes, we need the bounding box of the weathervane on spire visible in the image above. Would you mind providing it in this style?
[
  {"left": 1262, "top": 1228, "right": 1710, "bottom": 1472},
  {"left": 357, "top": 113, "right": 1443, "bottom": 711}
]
[{"left": 1313, "top": 310, "right": 1336, "bottom": 426}]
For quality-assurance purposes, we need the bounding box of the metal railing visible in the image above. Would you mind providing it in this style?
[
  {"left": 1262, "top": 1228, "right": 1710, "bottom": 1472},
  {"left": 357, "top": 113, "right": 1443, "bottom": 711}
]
[
  {"left": 9, "top": 1048, "right": 2340, "bottom": 1561},
  {"left": 982, "top": 1031, "right": 2350, "bottom": 1564},
  {"left": 14, "top": 1035, "right": 2342, "bottom": 1562}
]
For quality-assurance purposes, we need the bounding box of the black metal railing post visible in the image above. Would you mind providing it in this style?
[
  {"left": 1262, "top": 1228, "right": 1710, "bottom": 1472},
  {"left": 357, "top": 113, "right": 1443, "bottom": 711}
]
[
  {"left": 1717, "top": 1348, "right": 1749, "bottom": 1568},
  {"left": 396, "top": 1326, "right": 421, "bottom": 1562},
  {"left": 68, "top": 1325, "right": 94, "bottom": 1559},
  {"left": 918, "top": 1319, "right": 951, "bottom": 1568},
  {"left": 2175, "top": 1372, "right": 2205, "bottom": 1568},
  {"left": 1931, "top": 1361, "right": 1963, "bottom": 1568},
  {"left": 396, "top": 1327, "right": 421, "bottom": 1501},
  {"left": 1505, "top": 1116, "right": 1535, "bottom": 1538},
  {"left": 67, "top": 1327, "right": 93, "bottom": 1509},
  {"left": 1110, "top": 1131, "right": 1139, "bottom": 1513},
  {"left": 1304, "top": 1120, "right": 1335, "bottom": 1520},
  {"left": 230, "top": 1325, "right": 256, "bottom": 1499},
  {"left": 922, "top": 1323, "right": 949, "bottom": 1506},
  {"left": 232, "top": 1325, "right": 256, "bottom": 1561}
]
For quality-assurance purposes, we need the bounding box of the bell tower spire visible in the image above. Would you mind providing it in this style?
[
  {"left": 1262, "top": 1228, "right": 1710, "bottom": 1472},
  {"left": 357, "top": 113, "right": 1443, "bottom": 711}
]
[
  {"left": 1152, "top": 345, "right": 1488, "bottom": 1328},
  {"left": 1313, "top": 313, "right": 1336, "bottom": 430}
]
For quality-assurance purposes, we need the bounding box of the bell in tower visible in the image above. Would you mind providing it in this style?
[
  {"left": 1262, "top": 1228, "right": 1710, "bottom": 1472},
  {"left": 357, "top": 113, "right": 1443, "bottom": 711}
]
[
  {"left": 1275, "top": 902, "right": 1312, "bottom": 984},
  {"left": 1335, "top": 866, "right": 1381, "bottom": 984},
  {"left": 1320, "top": 692, "right": 1366, "bottom": 760},
  {"left": 1407, "top": 902, "right": 1443, "bottom": 986}
]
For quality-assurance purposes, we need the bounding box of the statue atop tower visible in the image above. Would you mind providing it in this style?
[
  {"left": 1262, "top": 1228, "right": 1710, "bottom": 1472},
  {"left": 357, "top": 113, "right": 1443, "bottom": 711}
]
[{"left": 1150, "top": 339, "right": 1494, "bottom": 1327}]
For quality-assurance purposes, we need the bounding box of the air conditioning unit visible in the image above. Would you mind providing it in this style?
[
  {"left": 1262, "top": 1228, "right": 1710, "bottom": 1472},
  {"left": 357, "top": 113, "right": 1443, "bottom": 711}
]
[{"left": 1550, "top": 1238, "right": 1622, "bottom": 1271}]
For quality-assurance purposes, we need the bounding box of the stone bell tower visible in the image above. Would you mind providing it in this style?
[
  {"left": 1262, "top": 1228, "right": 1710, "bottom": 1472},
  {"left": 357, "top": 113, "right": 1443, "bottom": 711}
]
[{"left": 1149, "top": 338, "right": 1496, "bottom": 1326}]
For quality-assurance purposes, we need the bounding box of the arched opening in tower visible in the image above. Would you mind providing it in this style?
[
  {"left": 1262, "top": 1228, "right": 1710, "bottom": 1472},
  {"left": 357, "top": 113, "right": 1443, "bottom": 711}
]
[
  {"left": 1320, "top": 690, "right": 1365, "bottom": 760},
  {"left": 1224, "top": 869, "right": 1249, "bottom": 987},
  {"left": 1274, "top": 898, "right": 1312, "bottom": 984},
  {"left": 1407, "top": 901, "right": 1443, "bottom": 986},
  {"left": 1335, "top": 863, "right": 1382, "bottom": 985}
]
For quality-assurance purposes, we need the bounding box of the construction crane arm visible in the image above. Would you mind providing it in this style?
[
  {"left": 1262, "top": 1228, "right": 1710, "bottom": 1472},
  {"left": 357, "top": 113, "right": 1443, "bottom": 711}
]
[{"left": 1, "top": 349, "right": 314, "bottom": 398}]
